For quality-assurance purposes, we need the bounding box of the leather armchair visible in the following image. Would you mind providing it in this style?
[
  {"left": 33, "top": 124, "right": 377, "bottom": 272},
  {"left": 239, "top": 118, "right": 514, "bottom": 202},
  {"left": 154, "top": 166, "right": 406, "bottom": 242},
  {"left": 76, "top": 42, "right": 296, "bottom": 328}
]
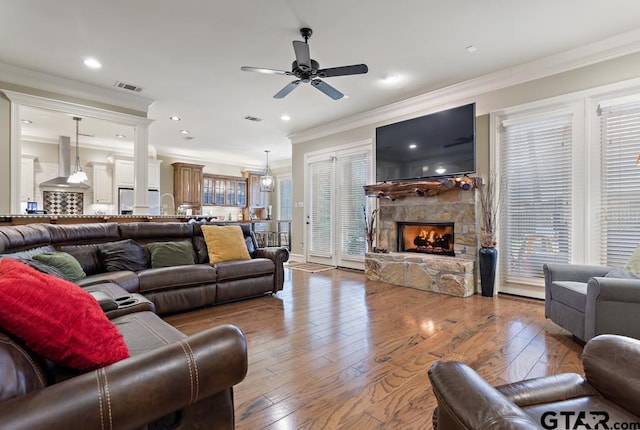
[
  {"left": 428, "top": 334, "right": 640, "bottom": 429},
  {"left": 544, "top": 263, "right": 640, "bottom": 341},
  {"left": 0, "top": 324, "right": 247, "bottom": 430}
]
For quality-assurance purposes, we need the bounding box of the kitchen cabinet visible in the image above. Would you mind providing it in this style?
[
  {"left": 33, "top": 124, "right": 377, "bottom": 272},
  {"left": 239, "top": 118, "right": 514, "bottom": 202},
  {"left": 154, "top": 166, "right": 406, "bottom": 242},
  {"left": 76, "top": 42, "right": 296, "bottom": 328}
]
[
  {"left": 148, "top": 159, "right": 162, "bottom": 190},
  {"left": 90, "top": 162, "right": 113, "bottom": 204},
  {"left": 172, "top": 162, "right": 204, "bottom": 211},
  {"left": 20, "top": 155, "right": 36, "bottom": 202},
  {"left": 242, "top": 171, "right": 267, "bottom": 219},
  {"left": 245, "top": 172, "right": 265, "bottom": 208},
  {"left": 113, "top": 158, "right": 162, "bottom": 190},
  {"left": 203, "top": 174, "right": 246, "bottom": 207},
  {"left": 114, "top": 158, "right": 135, "bottom": 188}
]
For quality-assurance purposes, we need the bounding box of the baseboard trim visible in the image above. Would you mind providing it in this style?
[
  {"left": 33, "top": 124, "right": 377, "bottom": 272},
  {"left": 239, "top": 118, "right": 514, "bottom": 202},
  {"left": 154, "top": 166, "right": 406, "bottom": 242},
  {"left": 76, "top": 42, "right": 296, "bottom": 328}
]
[{"left": 288, "top": 253, "right": 305, "bottom": 263}]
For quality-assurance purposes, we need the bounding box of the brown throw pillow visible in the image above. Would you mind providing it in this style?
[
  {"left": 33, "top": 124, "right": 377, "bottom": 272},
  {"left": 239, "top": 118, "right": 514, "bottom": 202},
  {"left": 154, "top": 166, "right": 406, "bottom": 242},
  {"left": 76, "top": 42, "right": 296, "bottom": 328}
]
[{"left": 201, "top": 225, "right": 251, "bottom": 263}]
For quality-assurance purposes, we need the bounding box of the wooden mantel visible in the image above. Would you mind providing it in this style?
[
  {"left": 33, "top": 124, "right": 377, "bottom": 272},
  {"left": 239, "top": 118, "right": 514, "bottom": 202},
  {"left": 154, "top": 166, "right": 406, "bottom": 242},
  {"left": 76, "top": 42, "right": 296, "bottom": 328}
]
[{"left": 364, "top": 177, "right": 481, "bottom": 200}]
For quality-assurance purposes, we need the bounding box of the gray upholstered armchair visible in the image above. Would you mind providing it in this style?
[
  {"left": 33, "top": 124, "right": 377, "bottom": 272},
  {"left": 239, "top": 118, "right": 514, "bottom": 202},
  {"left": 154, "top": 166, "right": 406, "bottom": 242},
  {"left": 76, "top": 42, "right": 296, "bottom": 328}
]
[{"left": 544, "top": 263, "right": 640, "bottom": 342}]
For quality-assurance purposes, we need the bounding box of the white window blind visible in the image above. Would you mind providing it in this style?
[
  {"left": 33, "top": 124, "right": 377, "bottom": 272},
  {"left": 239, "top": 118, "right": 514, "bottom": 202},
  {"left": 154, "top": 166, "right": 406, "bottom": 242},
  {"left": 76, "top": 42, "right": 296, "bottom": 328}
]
[
  {"left": 599, "top": 100, "right": 640, "bottom": 266},
  {"left": 308, "top": 158, "right": 334, "bottom": 257},
  {"left": 337, "top": 151, "right": 370, "bottom": 258},
  {"left": 500, "top": 113, "right": 573, "bottom": 281},
  {"left": 278, "top": 176, "right": 292, "bottom": 222}
]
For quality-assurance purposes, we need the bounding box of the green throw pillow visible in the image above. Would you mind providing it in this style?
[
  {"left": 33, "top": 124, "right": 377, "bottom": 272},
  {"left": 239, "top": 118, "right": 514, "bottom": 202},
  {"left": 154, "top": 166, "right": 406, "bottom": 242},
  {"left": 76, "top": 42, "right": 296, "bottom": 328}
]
[
  {"left": 33, "top": 252, "right": 86, "bottom": 282},
  {"left": 147, "top": 241, "right": 195, "bottom": 268}
]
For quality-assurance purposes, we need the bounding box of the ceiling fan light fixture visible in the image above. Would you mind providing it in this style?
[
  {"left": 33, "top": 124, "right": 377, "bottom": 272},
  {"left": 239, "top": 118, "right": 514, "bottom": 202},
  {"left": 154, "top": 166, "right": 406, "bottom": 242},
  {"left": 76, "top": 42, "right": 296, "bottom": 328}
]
[
  {"left": 260, "top": 150, "right": 274, "bottom": 192},
  {"left": 68, "top": 116, "right": 88, "bottom": 184},
  {"left": 241, "top": 27, "right": 368, "bottom": 100}
]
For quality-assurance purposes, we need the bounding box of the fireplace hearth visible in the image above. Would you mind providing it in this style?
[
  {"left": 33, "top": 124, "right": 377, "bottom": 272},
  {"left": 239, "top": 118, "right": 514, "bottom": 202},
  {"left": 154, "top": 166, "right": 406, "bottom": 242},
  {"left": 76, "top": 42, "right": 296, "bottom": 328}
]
[{"left": 397, "top": 222, "right": 455, "bottom": 256}]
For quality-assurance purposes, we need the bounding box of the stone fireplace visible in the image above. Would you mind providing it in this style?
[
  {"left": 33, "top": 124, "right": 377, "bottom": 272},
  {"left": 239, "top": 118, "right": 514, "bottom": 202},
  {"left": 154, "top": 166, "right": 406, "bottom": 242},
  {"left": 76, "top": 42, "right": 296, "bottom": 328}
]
[
  {"left": 365, "top": 186, "right": 477, "bottom": 297},
  {"left": 397, "top": 221, "right": 455, "bottom": 256}
]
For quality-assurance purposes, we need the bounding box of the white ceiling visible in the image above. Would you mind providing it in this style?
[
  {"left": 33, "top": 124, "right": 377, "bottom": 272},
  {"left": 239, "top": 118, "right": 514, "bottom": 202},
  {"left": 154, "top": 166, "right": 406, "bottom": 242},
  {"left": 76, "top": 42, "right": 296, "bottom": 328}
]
[{"left": 2, "top": 0, "right": 640, "bottom": 168}]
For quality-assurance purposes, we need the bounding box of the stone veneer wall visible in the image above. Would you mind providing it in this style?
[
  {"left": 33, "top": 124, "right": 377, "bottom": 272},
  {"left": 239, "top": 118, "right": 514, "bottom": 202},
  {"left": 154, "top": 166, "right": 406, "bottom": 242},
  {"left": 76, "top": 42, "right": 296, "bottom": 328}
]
[
  {"left": 365, "top": 253, "right": 475, "bottom": 297},
  {"left": 376, "top": 188, "right": 477, "bottom": 257},
  {"left": 365, "top": 188, "right": 478, "bottom": 297}
]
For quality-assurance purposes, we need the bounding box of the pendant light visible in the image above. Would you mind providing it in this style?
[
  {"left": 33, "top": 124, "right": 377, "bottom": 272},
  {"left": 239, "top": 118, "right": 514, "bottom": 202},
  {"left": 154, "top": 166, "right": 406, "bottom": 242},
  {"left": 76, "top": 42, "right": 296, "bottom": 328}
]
[
  {"left": 67, "top": 116, "right": 88, "bottom": 183},
  {"left": 260, "top": 150, "right": 274, "bottom": 192}
]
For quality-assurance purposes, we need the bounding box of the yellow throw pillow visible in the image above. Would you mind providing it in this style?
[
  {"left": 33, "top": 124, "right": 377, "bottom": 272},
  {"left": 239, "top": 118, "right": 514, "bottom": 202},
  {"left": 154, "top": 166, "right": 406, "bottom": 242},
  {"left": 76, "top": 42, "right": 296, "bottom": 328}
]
[{"left": 201, "top": 225, "right": 251, "bottom": 264}]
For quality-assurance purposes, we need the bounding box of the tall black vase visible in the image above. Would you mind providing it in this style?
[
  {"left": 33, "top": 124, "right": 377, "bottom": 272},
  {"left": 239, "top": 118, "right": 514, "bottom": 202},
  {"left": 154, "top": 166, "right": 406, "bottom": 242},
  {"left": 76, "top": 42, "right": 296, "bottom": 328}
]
[{"left": 479, "top": 247, "right": 498, "bottom": 297}]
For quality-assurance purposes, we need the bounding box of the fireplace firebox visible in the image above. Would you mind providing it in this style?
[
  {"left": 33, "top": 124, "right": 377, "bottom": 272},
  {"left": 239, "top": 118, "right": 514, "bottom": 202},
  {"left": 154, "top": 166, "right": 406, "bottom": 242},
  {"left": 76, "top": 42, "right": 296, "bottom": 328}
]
[{"left": 397, "top": 222, "right": 455, "bottom": 256}]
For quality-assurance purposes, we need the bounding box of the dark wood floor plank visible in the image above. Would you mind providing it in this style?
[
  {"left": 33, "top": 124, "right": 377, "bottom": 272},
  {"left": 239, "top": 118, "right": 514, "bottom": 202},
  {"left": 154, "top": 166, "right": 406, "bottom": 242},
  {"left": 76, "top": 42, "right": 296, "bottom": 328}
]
[{"left": 164, "top": 268, "right": 583, "bottom": 429}]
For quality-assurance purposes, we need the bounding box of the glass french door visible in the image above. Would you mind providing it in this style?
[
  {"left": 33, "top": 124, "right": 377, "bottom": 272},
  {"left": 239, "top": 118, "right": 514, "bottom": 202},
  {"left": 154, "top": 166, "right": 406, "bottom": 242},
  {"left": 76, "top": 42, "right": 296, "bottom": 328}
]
[{"left": 305, "top": 143, "right": 372, "bottom": 269}]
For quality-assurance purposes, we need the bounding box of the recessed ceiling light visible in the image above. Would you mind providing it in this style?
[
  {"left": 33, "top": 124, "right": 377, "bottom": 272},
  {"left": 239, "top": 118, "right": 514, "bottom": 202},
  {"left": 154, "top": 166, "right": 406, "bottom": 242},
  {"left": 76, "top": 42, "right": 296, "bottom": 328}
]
[
  {"left": 169, "top": 115, "right": 181, "bottom": 121},
  {"left": 409, "top": 144, "right": 417, "bottom": 149},
  {"left": 83, "top": 58, "right": 102, "bottom": 69},
  {"left": 465, "top": 45, "right": 477, "bottom": 53},
  {"left": 21, "top": 119, "right": 32, "bottom": 124},
  {"left": 380, "top": 74, "right": 399, "bottom": 84},
  {"left": 435, "top": 167, "right": 447, "bottom": 174},
  {"left": 281, "top": 115, "right": 291, "bottom": 121},
  {"left": 115, "top": 134, "right": 126, "bottom": 139},
  {"left": 179, "top": 129, "right": 190, "bottom": 135}
]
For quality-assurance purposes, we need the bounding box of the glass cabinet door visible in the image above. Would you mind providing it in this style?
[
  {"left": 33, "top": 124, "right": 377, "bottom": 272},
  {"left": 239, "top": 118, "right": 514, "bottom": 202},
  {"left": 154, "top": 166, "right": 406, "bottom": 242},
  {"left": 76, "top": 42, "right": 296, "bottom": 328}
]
[
  {"left": 237, "top": 181, "right": 247, "bottom": 207},
  {"left": 203, "top": 176, "right": 214, "bottom": 205},
  {"left": 226, "top": 180, "right": 236, "bottom": 205},
  {"left": 214, "top": 179, "right": 225, "bottom": 205}
]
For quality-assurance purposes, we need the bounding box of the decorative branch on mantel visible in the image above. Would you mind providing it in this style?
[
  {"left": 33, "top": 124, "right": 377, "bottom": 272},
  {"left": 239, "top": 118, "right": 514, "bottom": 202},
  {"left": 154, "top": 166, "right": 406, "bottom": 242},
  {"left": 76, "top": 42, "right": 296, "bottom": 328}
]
[{"left": 363, "top": 177, "right": 481, "bottom": 200}]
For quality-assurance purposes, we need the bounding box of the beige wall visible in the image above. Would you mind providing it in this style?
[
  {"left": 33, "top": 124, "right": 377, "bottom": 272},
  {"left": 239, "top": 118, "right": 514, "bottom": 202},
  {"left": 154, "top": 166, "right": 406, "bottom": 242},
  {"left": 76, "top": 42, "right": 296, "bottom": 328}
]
[
  {"left": 0, "top": 94, "right": 10, "bottom": 212},
  {"left": 290, "top": 51, "right": 640, "bottom": 257}
]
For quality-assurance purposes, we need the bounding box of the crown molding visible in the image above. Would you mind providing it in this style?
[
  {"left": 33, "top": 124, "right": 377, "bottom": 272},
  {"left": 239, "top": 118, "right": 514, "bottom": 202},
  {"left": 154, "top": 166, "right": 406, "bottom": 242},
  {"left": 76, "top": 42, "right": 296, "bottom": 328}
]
[
  {"left": 290, "top": 28, "right": 640, "bottom": 144},
  {"left": 1, "top": 90, "right": 154, "bottom": 127},
  {"left": 0, "top": 62, "right": 154, "bottom": 113}
]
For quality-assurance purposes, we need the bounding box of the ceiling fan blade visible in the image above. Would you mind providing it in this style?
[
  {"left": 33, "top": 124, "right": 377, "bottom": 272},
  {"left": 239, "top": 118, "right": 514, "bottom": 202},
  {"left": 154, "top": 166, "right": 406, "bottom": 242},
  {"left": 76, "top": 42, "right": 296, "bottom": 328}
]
[
  {"left": 292, "top": 41, "right": 312, "bottom": 70},
  {"left": 241, "top": 66, "right": 292, "bottom": 76},
  {"left": 273, "top": 80, "right": 301, "bottom": 99},
  {"left": 311, "top": 79, "right": 344, "bottom": 100},
  {"left": 317, "top": 64, "right": 369, "bottom": 78}
]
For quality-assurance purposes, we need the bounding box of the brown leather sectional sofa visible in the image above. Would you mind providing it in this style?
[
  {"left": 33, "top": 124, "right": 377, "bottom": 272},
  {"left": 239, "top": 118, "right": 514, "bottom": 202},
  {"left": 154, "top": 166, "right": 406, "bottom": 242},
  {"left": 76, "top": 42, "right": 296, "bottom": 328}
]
[
  {"left": 0, "top": 221, "right": 289, "bottom": 315},
  {"left": 0, "top": 221, "right": 290, "bottom": 429}
]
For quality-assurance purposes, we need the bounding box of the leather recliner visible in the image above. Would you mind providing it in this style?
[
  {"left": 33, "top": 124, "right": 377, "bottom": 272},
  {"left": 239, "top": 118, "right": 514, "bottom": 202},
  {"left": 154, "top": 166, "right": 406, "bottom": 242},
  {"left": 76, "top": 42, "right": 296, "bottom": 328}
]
[{"left": 428, "top": 334, "right": 640, "bottom": 429}]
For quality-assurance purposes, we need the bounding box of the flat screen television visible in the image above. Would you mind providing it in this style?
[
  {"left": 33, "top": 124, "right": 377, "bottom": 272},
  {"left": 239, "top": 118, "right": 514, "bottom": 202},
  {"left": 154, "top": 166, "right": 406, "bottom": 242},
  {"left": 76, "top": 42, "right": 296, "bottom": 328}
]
[{"left": 375, "top": 103, "right": 476, "bottom": 182}]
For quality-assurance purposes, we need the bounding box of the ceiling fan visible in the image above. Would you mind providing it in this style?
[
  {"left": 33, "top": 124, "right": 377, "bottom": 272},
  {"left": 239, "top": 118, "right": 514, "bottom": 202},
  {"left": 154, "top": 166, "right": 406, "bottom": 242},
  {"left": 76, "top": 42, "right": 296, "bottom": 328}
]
[{"left": 241, "top": 27, "right": 368, "bottom": 100}]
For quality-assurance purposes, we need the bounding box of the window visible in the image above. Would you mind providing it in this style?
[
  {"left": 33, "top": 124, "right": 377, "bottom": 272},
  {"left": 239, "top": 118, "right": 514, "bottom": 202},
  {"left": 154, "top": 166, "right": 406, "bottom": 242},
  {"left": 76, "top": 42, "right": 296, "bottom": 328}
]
[
  {"left": 500, "top": 112, "right": 573, "bottom": 282},
  {"left": 492, "top": 86, "right": 640, "bottom": 297},
  {"left": 337, "top": 150, "right": 370, "bottom": 259},
  {"left": 278, "top": 175, "right": 292, "bottom": 221},
  {"left": 599, "top": 99, "right": 640, "bottom": 266}
]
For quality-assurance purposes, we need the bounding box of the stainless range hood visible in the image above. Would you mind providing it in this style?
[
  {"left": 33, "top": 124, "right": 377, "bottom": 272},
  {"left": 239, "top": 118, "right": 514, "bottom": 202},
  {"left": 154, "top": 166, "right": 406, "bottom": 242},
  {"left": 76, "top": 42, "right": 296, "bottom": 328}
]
[{"left": 39, "top": 136, "right": 90, "bottom": 189}]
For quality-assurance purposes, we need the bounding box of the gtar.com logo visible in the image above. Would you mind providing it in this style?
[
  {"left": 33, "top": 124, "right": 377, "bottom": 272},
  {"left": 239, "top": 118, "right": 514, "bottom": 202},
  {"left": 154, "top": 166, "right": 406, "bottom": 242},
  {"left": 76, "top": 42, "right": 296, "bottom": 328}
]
[{"left": 541, "top": 411, "right": 640, "bottom": 430}]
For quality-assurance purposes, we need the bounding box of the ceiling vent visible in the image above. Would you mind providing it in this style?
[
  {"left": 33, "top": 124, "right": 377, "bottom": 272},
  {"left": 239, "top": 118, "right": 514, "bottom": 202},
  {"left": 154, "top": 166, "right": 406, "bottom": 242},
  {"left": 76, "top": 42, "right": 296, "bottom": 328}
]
[
  {"left": 114, "top": 81, "right": 143, "bottom": 92},
  {"left": 244, "top": 115, "right": 262, "bottom": 122}
]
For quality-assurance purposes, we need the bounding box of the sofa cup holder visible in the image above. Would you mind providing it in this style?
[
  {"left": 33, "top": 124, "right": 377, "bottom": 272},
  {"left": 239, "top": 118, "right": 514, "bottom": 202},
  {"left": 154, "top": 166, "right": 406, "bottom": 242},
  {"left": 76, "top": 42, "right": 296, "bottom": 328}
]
[{"left": 115, "top": 295, "right": 138, "bottom": 308}]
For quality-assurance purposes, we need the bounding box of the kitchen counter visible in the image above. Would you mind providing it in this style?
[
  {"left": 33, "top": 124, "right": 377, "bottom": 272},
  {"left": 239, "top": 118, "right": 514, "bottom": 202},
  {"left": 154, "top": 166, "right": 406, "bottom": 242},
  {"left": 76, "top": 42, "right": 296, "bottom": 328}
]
[{"left": 0, "top": 215, "right": 292, "bottom": 249}]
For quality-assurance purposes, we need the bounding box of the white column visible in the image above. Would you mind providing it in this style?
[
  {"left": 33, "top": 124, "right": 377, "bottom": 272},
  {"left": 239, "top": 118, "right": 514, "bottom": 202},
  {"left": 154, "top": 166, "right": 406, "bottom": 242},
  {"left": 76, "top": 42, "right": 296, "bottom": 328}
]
[{"left": 132, "top": 125, "right": 150, "bottom": 215}]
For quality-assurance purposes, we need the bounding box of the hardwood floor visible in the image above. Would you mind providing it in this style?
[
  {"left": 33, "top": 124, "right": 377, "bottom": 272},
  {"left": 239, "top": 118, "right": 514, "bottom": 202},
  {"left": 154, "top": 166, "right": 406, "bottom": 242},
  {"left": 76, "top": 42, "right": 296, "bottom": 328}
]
[{"left": 164, "top": 268, "right": 584, "bottom": 429}]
